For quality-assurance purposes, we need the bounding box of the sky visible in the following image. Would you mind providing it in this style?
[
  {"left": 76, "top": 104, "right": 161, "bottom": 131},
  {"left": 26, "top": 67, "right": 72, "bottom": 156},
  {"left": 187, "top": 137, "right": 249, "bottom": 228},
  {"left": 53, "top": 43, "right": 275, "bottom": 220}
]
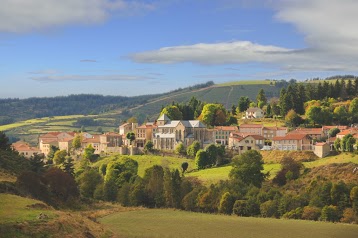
[{"left": 1, "top": 0, "right": 358, "bottom": 98}]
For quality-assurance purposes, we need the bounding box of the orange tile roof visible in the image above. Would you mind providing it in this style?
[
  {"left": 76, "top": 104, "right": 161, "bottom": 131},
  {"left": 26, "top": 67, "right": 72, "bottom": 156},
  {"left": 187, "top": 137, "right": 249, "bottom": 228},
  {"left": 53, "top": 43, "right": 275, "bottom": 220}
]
[
  {"left": 273, "top": 134, "right": 309, "bottom": 141},
  {"left": 239, "top": 124, "right": 263, "bottom": 128},
  {"left": 214, "top": 126, "right": 239, "bottom": 131}
]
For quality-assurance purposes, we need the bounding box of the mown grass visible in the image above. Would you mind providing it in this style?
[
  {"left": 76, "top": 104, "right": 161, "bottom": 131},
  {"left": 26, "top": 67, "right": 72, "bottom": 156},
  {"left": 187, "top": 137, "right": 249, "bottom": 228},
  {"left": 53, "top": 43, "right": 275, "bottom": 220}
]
[
  {"left": 217, "top": 80, "right": 273, "bottom": 86},
  {"left": 305, "top": 153, "right": 358, "bottom": 168},
  {"left": 99, "top": 209, "right": 358, "bottom": 238},
  {"left": 93, "top": 154, "right": 195, "bottom": 177},
  {"left": 0, "top": 115, "right": 92, "bottom": 131},
  {"left": 187, "top": 163, "right": 281, "bottom": 185},
  {"left": 0, "top": 194, "right": 55, "bottom": 224}
]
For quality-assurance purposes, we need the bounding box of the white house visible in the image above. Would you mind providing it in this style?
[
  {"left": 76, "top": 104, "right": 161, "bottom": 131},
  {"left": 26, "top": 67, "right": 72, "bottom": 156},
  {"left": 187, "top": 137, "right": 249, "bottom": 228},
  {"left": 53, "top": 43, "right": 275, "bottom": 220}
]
[{"left": 245, "top": 107, "right": 264, "bottom": 119}]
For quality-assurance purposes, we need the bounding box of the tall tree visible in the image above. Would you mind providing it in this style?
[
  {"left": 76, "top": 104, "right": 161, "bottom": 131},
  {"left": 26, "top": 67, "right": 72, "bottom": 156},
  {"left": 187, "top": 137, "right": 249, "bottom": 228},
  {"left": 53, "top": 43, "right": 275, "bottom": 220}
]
[
  {"left": 256, "top": 89, "right": 267, "bottom": 105},
  {"left": 237, "top": 96, "right": 250, "bottom": 113},
  {"left": 229, "top": 150, "right": 266, "bottom": 188},
  {"left": 160, "top": 105, "right": 183, "bottom": 120}
]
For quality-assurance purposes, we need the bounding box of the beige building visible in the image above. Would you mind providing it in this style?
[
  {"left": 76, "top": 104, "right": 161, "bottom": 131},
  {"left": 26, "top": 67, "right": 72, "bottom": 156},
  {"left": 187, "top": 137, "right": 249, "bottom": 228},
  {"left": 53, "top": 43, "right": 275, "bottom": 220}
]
[
  {"left": 39, "top": 132, "right": 75, "bottom": 156},
  {"left": 213, "top": 126, "right": 239, "bottom": 145},
  {"left": 239, "top": 124, "right": 263, "bottom": 135},
  {"left": 229, "top": 133, "right": 265, "bottom": 153},
  {"left": 119, "top": 122, "right": 138, "bottom": 135},
  {"left": 262, "top": 126, "right": 288, "bottom": 139},
  {"left": 314, "top": 142, "right": 330, "bottom": 158},
  {"left": 152, "top": 114, "right": 208, "bottom": 150},
  {"left": 272, "top": 134, "right": 311, "bottom": 151},
  {"left": 288, "top": 128, "right": 324, "bottom": 140},
  {"left": 135, "top": 122, "right": 157, "bottom": 148},
  {"left": 12, "top": 141, "right": 41, "bottom": 159}
]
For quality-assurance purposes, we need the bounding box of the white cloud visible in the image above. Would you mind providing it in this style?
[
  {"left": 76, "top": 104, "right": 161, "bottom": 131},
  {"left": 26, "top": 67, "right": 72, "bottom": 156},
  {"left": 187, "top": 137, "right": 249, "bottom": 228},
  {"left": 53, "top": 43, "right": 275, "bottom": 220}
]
[
  {"left": 129, "top": 0, "right": 358, "bottom": 72},
  {"left": 30, "top": 74, "right": 154, "bottom": 81},
  {"left": 0, "top": 0, "right": 155, "bottom": 32}
]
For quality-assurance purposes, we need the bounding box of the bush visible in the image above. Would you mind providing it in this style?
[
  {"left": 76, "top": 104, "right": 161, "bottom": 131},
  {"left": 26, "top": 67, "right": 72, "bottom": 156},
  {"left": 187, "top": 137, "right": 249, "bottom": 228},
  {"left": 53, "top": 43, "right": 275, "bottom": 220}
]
[
  {"left": 321, "top": 205, "right": 340, "bottom": 222},
  {"left": 302, "top": 206, "right": 321, "bottom": 221},
  {"left": 282, "top": 207, "right": 303, "bottom": 219},
  {"left": 233, "top": 200, "right": 249, "bottom": 217},
  {"left": 260, "top": 200, "right": 278, "bottom": 218},
  {"left": 218, "top": 192, "right": 235, "bottom": 214},
  {"left": 340, "top": 208, "right": 358, "bottom": 224}
]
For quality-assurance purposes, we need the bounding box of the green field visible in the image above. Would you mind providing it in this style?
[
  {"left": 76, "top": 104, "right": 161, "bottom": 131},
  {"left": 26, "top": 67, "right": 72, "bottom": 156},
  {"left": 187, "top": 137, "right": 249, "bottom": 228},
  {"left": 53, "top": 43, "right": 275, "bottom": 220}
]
[
  {"left": 217, "top": 80, "right": 273, "bottom": 86},
  {"left": 99, "top": 209, "right": 358, "bottom": 238},
  {"left": 93, "top": 154, "right": 195, "bottom": 177},
  {"left": 0, "top": 194, "right": 54, "bottom": 224}
]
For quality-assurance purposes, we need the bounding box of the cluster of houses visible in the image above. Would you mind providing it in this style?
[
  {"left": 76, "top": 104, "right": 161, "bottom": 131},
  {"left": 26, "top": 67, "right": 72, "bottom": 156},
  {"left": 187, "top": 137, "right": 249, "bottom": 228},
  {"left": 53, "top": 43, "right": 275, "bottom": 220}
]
[{"left": 12, "top": 112, "right": 358, "bottom": 160}]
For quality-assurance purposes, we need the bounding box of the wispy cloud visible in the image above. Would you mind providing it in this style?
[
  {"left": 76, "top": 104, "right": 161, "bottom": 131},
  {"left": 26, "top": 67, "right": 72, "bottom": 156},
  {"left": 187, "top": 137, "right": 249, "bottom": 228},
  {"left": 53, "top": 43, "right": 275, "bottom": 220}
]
[
  {"left": 194, "top": 73, "right": 241, "bottom": 79},
  {"left": 31, "top": 74, "right": 154, "bottom": 82},
  {"left": 0, "top": 0, "right": 157, "bottom": 33},
  {"left": 129, "top": 0, "right": 358, "bottom": 73},
  {"left": 28, "top": 69, "right": 59, "bottom": 75},
  {"left": 80, "top": 59, "right": 97, "bottom": 63}
]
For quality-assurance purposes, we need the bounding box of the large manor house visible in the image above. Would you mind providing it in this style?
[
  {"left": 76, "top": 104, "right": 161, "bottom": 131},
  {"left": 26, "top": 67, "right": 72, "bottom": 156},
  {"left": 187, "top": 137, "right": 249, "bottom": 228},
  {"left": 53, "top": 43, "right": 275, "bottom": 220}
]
[{"left": 12, "top": 111, "right": 358, "bottom": 159}]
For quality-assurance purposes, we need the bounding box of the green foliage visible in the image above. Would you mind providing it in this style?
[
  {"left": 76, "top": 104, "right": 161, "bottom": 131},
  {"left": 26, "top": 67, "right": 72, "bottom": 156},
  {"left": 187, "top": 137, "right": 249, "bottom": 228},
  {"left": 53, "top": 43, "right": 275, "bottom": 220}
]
[
  {"left": 144, "top": 140, "right": 154, "bottom": 153},
  {"left": 328, "top": 128, "right": 340, "bottom": 138},
  {"left": 273, "top": 157, "right": 302, "bottom": 186},
  {"left": 163, "top": 169, "right": 182, "bottom": 208},
  {"left": 186, "top": 140, "right": 201, "bottom": 157},
  {"left": 181, "top": 162, "right": 189, "bottom": 173},
  {"left": 0, "top": 131, "right": 11, "bottom": 151},
  {"left": 334, "top": 138, "right": 341, "bottom": 151},
  {"left": 47, "top": 145, "right": 59, "bottom": 160},
  {"left": 195, "top": 149, "right": 209, "bottom": 169},
  {"left": 301, "top": 206, "right": 321, "bottom": 221},
  {"left": 230, "top": 150, "right": 266, "bottom": 188},
  {"left": 350, "top": 186, "right": 358, "bottom": 214},
  {"left": 257, "top": 89, "right": 267, "bottom": 105},
  {"left": 83, "top": 144, "right": 96, "bottom": 161},
  {"left": 126, "top": 132, "right": 136, "bottom": 145},
  {"left": 285, "top": 109, "right": 302, "bottom": 127},
  {"left": 76, "top": 169, "right": 103, "bottom": 199},
  {"left": 341, "top": 134, "right": 356, "bottom": 152},
  {"left": 143, "top": 165, "right": 165, "bottom": 207},
  {"left": 174, "top": 142, "right": 186, "bottom": 155},
  {"left": 321, "top": 205, "right": 340, "bottom": 222},
  {"left": 218, "top": 192, "right": 235, "bottom": 214},
  {"left": 29, "top": 154, "right": 45, "bottom": 174},
  {"left": 53, "top": 150, "right": 67, "bottom": 165},
  {"left": 237, "top": 96, "right": 251, "bottom": 113},
  {"left": 72, "top": 134, "right": 82, "bottom": 149},
  {"left": 200, "top": 104, "right": 227, "bottom": 126},
  {"left": 260, "top": 200, "right": 278, "bottom": 218},
  {"left": 161, "top": 105, "right": 183, "bottom": 120}
]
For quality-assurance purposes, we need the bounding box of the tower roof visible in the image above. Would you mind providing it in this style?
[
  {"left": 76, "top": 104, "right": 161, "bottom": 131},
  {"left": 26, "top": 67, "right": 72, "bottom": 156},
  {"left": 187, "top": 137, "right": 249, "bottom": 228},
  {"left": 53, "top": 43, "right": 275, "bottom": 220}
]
[{"left": 157, "top": 114, "right": 170, "bottom": 121}]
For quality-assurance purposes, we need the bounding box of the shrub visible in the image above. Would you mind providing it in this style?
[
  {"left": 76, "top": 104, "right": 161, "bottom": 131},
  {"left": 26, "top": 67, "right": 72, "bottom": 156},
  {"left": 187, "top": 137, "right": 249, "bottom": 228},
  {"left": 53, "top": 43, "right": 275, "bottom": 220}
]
[
  {"left": 321, "top": 205, "right": 340, "bottom": 222},
  {"left": 340, "top": 208, "right": 358, "bottom": 224},
  {"left": 260, "top": 200, "right": 278, "bottom": 218},
  {"left": 302, "top": 206, "right": 321, "bottom": 221},
  {"left": 218, "top": 192, "right": 235, "bottom": 214}
]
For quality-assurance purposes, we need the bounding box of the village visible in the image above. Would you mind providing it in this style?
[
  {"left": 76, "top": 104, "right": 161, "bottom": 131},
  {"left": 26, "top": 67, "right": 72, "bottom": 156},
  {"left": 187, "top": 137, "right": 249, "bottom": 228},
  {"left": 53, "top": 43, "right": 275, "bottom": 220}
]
[{"left": 11, "top": 106, "right": 358, "bottom": 160}]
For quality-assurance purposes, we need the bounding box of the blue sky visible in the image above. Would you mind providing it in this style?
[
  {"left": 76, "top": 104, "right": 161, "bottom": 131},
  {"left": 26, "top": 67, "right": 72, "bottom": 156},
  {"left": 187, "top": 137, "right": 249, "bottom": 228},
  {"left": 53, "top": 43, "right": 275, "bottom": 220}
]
[{"left": 1, "top": 0, "right": 357, "bottom": 98}]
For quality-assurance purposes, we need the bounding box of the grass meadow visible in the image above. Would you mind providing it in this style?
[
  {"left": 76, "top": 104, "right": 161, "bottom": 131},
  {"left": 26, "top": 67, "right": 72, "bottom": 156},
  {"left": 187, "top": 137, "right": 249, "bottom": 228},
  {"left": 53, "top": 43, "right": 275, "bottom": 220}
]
[
  {"left": 0, "top": 194, "right": 55, "bottom": 224},
  {"left": 99, "top": 209, "right": 358, "bottom": 238}
]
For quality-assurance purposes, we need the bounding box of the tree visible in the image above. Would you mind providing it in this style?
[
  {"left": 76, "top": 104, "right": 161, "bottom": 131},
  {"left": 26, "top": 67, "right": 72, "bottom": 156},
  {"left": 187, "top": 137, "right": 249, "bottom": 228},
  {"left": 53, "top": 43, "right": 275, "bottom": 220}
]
[
  {"left": 174, "top": 142, "right": 186, "bottom": 156},
  {"left": 350, "top": 186, "right": 358, "bottom": 214},
  {"left": 181, "top": 162, "right": 189, "bottom": 173},
  {"left": 328, "top": 128, "right": 340, "bottom": 138},
  {"left": 61, "top": 157, "right": 75, "bottom": 176},
  {"left": 273, "top": 157, "right": 302, "bottom": 186},
  {"left": 205, "top": 144, "right": 218, "bottom": 166},
  {"left": 229, "top": 150, "right": 266, "bottom": 188},
  {"left": 53, "top": 150, "right": 67, "bottom": 165},
  {"left": 305, "top": 106, "right": 321, "bottom": 126},
  {"left": 237, "top": 96, "right": 250, "bottom": 113},
  {"left": 266, "top": 104, "right": 272, "bottom": 117},
  {"left": 219, "top": 192, "right": 235, "bottom": 214},
  {"left": 321, "top": 205, "right": 339, "bottom": 222},
  {"left": 195, "top": 149, "right": 209, "bottom": 169},
  {"left": 143, "top": 165, "right": 165, "bottom": 207},
  {"left": 0, "top": 131, "right": 11, "bottom": 151},
  {"left": 333, "top": 106, "right": 348, "bottom": 124},
  {"left": 349, "top": 97, "right": 358, "bottom": 113},
  {"left": 72, "top": 134, "right": 82, "bottom": 150},
  {"left": 126, "top": 132, "right": 136, "bottom": 145},
  {"left": 341, "top": 134, "right": 356, "bottom": 152},
  {"left": 200, "top": 104, "right": 227, "bottom": 127},
  {"left": 160, "top": 105, "right": 183, "bottom": 120},
  {"left": 144, "top": 140, "right": 154, "bottom": 154},
  {"left": 127, "top": 117, "right": 138, "bottom": 123},
  {"left": 285, "top": 109, "right": 302, "bottom": 127},
  {"left": 29, "top": 154, "right": 45, "bottom": 173},
  {"left": 256, "top": 88, "right": 267, "bottom": 105},
  {"left": 83, "top": 144, "right": 96, "bottom": 161},
  {"left": 186, "top": 141, "right": 201, "bottom": 157},
  {"left": 47, "top": 145, "right": 59, "bottom": 160},
  {"left": 76, "top": 169, "right": 103, "bottom": 199},
  {"left": 334, "top": 138, "right": 341, "bottom": 151},
  {"left": 163, "top": 169, "right": 182, "bottom": 208}
]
